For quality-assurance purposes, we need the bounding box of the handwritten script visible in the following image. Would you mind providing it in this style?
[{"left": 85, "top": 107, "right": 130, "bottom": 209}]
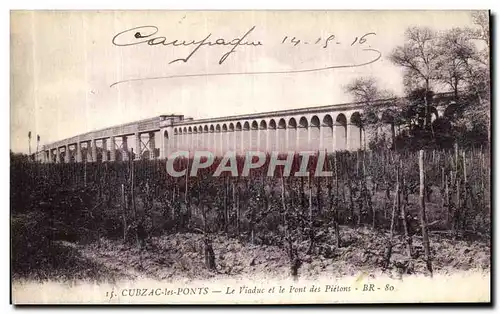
[{"left": 111, "top": 25, "right": 381, "bottom": 87}]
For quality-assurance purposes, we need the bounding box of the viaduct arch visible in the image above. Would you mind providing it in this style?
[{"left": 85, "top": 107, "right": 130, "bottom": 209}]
[{"left": 37, "top": 94, "right": 457, "bottom": 163}]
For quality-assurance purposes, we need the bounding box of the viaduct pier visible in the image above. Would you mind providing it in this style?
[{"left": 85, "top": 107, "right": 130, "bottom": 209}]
[{"left": 38, "top": 94, "right": 455, "bottom": 163}]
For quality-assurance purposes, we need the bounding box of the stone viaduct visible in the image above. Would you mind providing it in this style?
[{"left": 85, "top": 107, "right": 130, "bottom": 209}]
[{"left": 37, "top": 93, "right": 455, "bottom": 163}]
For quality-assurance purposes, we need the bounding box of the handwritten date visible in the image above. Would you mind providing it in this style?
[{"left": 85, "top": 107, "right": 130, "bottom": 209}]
[{"left": 281, "top": 33, "right": 376, "bottom": 48}]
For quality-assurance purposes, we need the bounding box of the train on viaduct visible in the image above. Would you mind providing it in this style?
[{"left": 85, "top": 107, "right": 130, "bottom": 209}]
[{"left": 37, "top": 93, "right": 455, "bottom": 163}]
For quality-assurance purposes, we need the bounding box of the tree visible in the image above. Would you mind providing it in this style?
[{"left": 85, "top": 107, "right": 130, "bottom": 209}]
[
  {"left": 36, "top": 134, "right": 40, "bottom": 154},
  {"left": 434, "top": 12, "right": 490, "bottom": 144},
  {"left": 390, "top": 27, "right": 441, "bottom": 132},
  {"left": 28, "top": 131, "right": 31, "bottom": 156},
  {"left": 466, "top": 11, "right": 490, "bottom": 142},
  {"left": 471, "top": 11, "right": 490, "bottom": 49},
  {"left": 435, "top": 28, "right": 472, "bottom": 99},
  {"left": 344, "top": 76, "right": 395, "bottom": 145},
  {"left": 344, "top": 76, "right": 387, "bottom": 105}
]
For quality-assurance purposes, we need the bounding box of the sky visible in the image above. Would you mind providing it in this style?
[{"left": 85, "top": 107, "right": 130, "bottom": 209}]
[{"left": 10, "top": 10, "right": 481, "bottom": 153}]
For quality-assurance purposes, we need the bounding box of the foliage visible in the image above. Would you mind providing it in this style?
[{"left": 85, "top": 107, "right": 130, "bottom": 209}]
[{"left": 344, "top": 12, "right": 490, "bottom": 151}]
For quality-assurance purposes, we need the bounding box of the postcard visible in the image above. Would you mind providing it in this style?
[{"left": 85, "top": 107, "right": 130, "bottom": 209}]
[{"left": 10, "top": 10, "right": 491, "bottom": 304}]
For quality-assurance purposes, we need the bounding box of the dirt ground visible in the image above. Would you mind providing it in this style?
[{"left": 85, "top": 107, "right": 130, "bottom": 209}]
[{"left": 53, "top": 225, "right": 490, "bottom": 284}]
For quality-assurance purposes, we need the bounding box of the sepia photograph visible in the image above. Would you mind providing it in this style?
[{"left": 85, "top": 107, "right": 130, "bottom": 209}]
[{"left": 10, "top": 9, "right": 491, "bottom": 304}]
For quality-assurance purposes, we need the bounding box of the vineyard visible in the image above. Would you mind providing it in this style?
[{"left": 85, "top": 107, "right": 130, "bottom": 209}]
[{"left": 10, "top": 146, "right": 491, "bottom": 283}]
